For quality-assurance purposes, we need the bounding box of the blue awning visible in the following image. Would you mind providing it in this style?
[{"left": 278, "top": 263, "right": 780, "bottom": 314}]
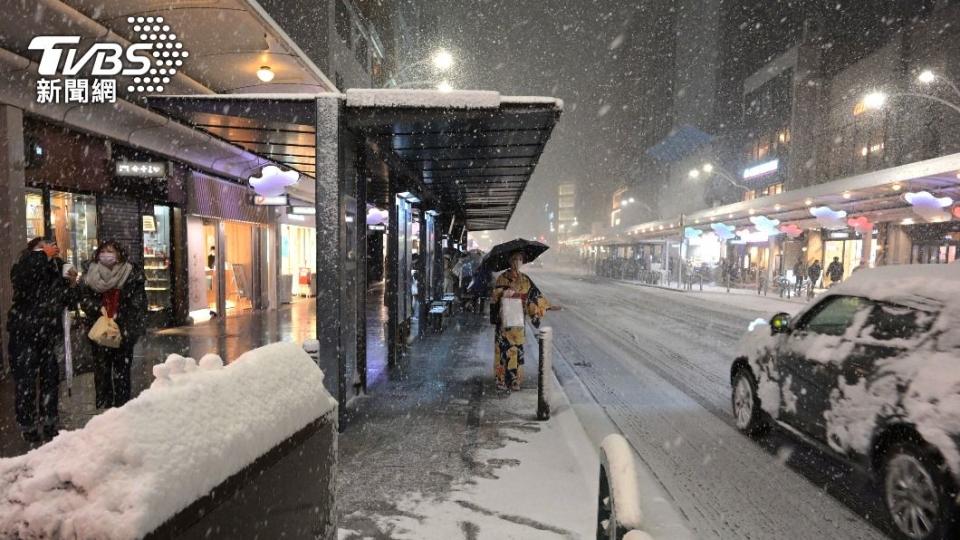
[{"left": 645, "top": 124, "right": 714, "bottom": 162}]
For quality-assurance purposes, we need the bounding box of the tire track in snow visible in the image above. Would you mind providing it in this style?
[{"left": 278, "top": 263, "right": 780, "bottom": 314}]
[{"left": 535, "top": 271, "right": 885, "bottom": 540}]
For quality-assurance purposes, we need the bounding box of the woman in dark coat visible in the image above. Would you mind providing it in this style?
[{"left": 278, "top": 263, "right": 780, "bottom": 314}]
[
  {"left": 6, "top": 237, "right": 77, "bottom": 442},
  {"left": 80, "top": 241, "right": 147, "bottom": 409}
]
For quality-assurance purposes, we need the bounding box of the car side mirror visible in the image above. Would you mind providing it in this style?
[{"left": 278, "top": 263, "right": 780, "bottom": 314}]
[{"left": 770, "top": 312, "right": 791, "bottom": 335}]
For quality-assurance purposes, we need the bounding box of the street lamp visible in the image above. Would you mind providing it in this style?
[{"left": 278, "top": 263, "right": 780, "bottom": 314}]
[
  {"left": 690, "top": 162, "right": 748, "bottom": 190},
  {"left": 861, "top": 89, "right": 960, "bottom": 116},
  {"left": 863, "top": 91, "right": 888, "bottom": 110},
  {"left": 432, "top": 49, "right": 454, "bottom": 71},
  {"left": 436, "top": 80, "right": 453, "bottom": 92},
  {"left": 918, "top": 69, "right": 936, "bottom": 84}
]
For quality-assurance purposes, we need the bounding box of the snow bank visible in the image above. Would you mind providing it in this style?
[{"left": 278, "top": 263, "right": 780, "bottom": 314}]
[
  {"left": 600, "top": 434, "right": 643, "bottom": 531},
  {"left": 0, "top": 342, "right": 336, "bottom": 539},
  {"left": 345, "top": 89, "right": 501, "bottom": 109}
]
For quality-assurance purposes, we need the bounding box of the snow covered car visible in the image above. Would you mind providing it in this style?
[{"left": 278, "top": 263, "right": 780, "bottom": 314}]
[{"left": 729, "top": 264, "right": 960, "bottom": 540}]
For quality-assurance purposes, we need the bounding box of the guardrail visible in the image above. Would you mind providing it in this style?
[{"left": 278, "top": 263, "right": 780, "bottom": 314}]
[{"left": 597, "top": 434, "right": 646, "bottom": 540}]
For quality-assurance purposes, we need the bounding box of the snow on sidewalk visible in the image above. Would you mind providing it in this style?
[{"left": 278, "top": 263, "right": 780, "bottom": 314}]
[
  {"left": 341, "top": 385, "right": 596, "bottom": 539},
  {"left": 336, "top": 321, "right": 597, "bottom": 540}
]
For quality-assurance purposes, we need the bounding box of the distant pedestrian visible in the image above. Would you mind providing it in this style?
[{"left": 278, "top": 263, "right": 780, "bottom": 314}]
[
  {"left": 80, "top": 241, "right": 147, "bottom": 409},
  {"left": 792, "top": 257, "right": 806, "bottom": 295},
  {"left": 807, "top": 259, "right": 822, "bottom": 290},
  {"left": 827, "top": 256, "right": 844, "bottom": 286},
  {"left": 6, "top": 237, "right": 78, "bottom": 443},
  {"left": 490, "top": 252, "right": 551, "bottom": 392}
]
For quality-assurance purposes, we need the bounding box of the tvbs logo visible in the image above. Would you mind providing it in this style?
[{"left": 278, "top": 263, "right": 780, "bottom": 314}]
[{"left": 29, "top": 16, "right": 188, "bottom": 105}]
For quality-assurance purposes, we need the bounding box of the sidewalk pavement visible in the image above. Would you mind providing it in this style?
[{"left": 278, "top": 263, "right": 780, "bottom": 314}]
[
  {"left": 0, "top": 297, "right": 324, "bottom": 457},
  {"left": 336, "top": 313, "right": 597, "bottom": 539}
]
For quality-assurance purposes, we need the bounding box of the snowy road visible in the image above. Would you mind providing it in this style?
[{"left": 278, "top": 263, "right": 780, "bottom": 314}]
[{"left": 532, "top": 269, "right": 889, "bottom": 539}]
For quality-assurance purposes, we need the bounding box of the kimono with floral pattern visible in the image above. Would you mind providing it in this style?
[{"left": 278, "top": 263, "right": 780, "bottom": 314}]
[{"left": 491, "top": 270, "right": 550, "bottom": 387}]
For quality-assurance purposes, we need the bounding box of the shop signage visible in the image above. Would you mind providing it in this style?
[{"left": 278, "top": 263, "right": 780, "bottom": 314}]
[
  {"left": 116, "top": 161, "right": 166, "bottom": 177},
  {"left": 289, "top": 206, "right": 316, "bottom": 215},
  {"left": 253, "top": 195, "right": 289, "bottom": 206},
  {"left": 368, "top": 224, "right": 386, "bottom": 231},
  {"left": 742, "top": 159, "right": 779, "bottom": 180},
  {"left": 29, "top": 16, "right": 188, "bottom": 105}
]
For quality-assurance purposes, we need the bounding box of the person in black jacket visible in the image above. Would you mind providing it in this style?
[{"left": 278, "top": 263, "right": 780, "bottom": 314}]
[
  {"left": 80, "top": 241, "right": 147, "bottom": 409},
  {"left": 6, "top": 237, "right": 78, "bottom": 443}
]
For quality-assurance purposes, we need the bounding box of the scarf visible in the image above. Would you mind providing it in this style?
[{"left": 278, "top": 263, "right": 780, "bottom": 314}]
[{"left": 84, "top": 261, "right": 133, "bottom": 293}]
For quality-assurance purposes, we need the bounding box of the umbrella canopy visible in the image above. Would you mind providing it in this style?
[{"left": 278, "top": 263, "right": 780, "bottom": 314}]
[{"left": 481, "top": 238, "right": 549, "bottom": 272}]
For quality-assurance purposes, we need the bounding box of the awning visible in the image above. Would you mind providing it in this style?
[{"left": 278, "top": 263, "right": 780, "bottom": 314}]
[
  {"left": 148, "top": 90, "right": 563, "bottom": 231},
  {"left": 600, "top": 151, "right": 960, "bottom": 245}
]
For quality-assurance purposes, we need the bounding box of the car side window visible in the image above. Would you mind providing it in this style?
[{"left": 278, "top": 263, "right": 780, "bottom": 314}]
[
  {"left": 862, "top": 302, "right": 936, "bottom": 341},
  {"left": 796, "top": 295, "right": 871, "bottom": 336}
]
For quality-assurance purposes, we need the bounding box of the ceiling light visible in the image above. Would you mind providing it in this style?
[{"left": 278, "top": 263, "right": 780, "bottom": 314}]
[
  {"left": 702, "top": 163, "right": 714, "bottom": 173},
  {"left": 842, "top": 191, "right": 852, "bottom": 199},
  {"left": 804, "top": 198, "right": 813, "bottom": 206},
  {"left": 256, "top": 65, "right": 275, "bottom": 82},
  {"left": 891, "top": 183, "right": 902, "bottom": 191},
  {"left": 774, "top": 204, "right": 782, "bottom": 211}
]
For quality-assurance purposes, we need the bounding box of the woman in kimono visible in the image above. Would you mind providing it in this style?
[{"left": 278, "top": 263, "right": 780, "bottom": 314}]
[{"left": 490, "top": 251, "right": 551, "bottom": 391}]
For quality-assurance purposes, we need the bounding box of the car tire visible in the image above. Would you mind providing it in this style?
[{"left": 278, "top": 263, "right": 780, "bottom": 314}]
[
  {"left": 731, "top": 368, "right": 767, "bottom": 436},
  {"left": 882, "top": 441, "right": 959, "bottom": 540}
]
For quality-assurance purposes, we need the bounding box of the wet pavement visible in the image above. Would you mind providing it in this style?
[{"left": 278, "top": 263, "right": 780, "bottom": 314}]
[{"left": 1, "top": 286, "right": 388, "bottom": 458}]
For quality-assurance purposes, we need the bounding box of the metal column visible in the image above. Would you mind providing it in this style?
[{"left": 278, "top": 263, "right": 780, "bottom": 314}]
[{"left": 0, "top": 105, "right": 25, "bottom": 375}]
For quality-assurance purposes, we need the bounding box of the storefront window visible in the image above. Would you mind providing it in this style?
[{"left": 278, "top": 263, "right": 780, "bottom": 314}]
[
  {"left": 25, "top": 188, "right": 45, "bottom": 242},
  {"left": 143, "top": 205, "right": 172, "bottom": 312},
  {"left": 281, "top": 223, "right": 317, "bottom": 297},
  {"left": 225, "top": 221, "right": 255, "bottom": 312},
  {"left": 49, "top": 190, "right": 97, "bottom": 268}
]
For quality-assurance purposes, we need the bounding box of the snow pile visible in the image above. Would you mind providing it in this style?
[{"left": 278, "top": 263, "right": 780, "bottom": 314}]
[
  {"left": 345, "top": 89, "right": 501, "bottom": 109},
  {"left": 0, "top": 342, "right": 336, "bottom": 539}
]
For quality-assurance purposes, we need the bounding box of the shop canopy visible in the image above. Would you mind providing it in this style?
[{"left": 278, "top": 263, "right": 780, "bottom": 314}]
[
  {"left": 148, "top": 90, "right": 562, "bottom": 231},
  {"left": 599, "top": 151, "right": 960, "bottom": 246}
]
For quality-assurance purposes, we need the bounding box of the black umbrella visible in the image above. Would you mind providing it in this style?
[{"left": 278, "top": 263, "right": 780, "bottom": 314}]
[{"left": 481, "top": 238, "right": 549, "bottom": 272}]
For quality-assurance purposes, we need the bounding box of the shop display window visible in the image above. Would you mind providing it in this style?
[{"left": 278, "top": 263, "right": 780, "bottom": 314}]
[
  {"left": 25, "top": 188, "right": 45, "bottom": 242},
  {"left": 50, "top": 190, "right": 97, "bottom": 268},
  {"left": 143, "top": 205, "right": 172, "bottom": 312}
]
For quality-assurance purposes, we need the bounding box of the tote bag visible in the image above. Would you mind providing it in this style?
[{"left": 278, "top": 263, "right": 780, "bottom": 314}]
[
  {"left": 88, "top": 307, "right": 122, "bottom": 348},
  {"left": 500, "top": 297, "right": 525, "bottom": 329}
]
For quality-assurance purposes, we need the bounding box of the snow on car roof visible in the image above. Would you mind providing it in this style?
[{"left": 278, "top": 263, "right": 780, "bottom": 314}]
[{"left": 828, "top": 263, "right": 959, "bottom": 309}]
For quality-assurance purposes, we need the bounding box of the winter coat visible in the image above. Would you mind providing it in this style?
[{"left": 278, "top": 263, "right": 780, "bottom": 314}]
[
  {"left": 6, "top": 251, "right": 75, "bottom": 340},
  {"left": 79, "top": 263, "right": 148, "bottom": 343},
  {"left": 827, "top": 261, "right": 844, "bottom": 281},
  {"left": 807, "top": 263, "right": 822, "bottom": 282}
]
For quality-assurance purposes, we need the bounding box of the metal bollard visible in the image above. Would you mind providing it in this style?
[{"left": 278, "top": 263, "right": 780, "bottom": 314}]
[{"left": 537, "top": 326, "right": 552, "bottom": 421}]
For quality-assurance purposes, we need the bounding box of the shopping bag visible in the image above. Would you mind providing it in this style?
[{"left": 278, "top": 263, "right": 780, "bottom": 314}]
[
  {"left": 88, "top": 307, "right": 122, "bottom": 348},
  {"left": 500, "top": 297, "right": 525, "bottom": 328}
]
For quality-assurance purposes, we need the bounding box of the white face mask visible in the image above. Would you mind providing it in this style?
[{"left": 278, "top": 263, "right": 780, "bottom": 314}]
[{"left": 99, "top": 253, "right": 118, "bottom": 267}]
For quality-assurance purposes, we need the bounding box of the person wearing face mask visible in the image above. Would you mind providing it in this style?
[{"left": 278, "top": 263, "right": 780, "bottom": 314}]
[
  {"left": 489, "top": 251, "right": 552, "bottom": 392},
  {"left": 6, "top": 237, "right": 79, "bottom": 444},
  {"left": 79, "top": 241, "right": 147, "bottom": 409}
]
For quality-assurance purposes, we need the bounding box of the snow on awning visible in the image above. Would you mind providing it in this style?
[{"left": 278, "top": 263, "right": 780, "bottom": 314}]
[{"left": 148, "top": 92, "right": 562, "bottom": 231}]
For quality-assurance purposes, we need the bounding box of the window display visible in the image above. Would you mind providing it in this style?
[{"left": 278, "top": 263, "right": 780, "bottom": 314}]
[
  {"left": 49, "top": 191, "right": 97, "bottom": 268},
  {"left": 25, "top": 188, "right": 45, "bottom": 242},
  {"left": 143, "top": 205, "right": 172, "bottom": 312}
]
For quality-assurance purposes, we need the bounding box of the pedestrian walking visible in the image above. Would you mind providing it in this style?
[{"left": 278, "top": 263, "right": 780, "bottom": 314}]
[
  {"left": 826, "top": 256, "right": 844, "bottom": 286},
  {"left": 489, "top": 250, "right": 552, "bottom": 392},
  {"left": 792, "top": 257, "right": 806, "bottom": 295},
  {"left": 6, "top": 237, "right": 78, "bottom": 443},
  {"left": 807, "top": 259, "right": 822, "bottom": 297},
  {"left": 80, "top": 241, "right": 147, "bottom": 409}
]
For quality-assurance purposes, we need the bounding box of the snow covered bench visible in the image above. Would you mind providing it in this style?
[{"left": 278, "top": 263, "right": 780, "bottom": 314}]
[{"left": 0, "top": 342, "right": 338, "bottom": 540}]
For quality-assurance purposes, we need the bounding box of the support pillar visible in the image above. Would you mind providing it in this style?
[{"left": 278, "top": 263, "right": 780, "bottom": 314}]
[
  {"left": 315, "top": 96, "right": 347, "bottom": 423},
  {"left": 416, "top": 209, "right": 427, "bottom": 338},
  {"left": 386, "top": 191, "right": 399, "bottom": 367},
  {"left": 0, "top": 106, "right": 26, "bottom": 375}
]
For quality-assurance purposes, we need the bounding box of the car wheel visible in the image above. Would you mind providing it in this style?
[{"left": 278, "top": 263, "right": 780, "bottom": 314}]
[
  {"left": 883, "top": 442, "right": 959, "bottom": 540},
  {"left": 731, "top": 368, "right": 767, "bottom": 435}
]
